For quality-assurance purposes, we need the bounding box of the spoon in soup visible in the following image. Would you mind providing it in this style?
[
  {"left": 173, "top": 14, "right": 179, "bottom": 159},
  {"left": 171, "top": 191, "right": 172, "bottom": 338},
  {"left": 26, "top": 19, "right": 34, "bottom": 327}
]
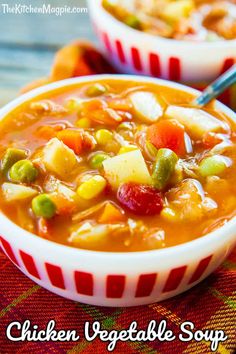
[{"left": 193, "top": 64, "right": 236, "bottom": 107}]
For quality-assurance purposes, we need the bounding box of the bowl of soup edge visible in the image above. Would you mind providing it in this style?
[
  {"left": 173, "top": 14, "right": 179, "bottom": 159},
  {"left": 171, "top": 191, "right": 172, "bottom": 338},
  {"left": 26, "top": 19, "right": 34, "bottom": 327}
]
[
  {"left": 88, "top": 0, "right": 236, "bottom": 83},
  {"left": 0, "top": 74, "right": 235, "bottom": 307}
]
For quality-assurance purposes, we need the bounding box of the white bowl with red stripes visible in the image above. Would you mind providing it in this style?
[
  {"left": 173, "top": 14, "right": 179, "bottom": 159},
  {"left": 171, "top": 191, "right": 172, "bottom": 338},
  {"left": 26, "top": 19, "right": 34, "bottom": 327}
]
[
  {"left": 0, "top": 75, "right": 236, "bottom": 307},
  {"left": 88, "top": 0, "right": 236, "bottom": 83}
]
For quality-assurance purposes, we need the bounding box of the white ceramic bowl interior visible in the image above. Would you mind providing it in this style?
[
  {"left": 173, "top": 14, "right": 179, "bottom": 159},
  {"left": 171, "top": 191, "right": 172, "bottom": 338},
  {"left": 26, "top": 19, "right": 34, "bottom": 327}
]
[
  {"left": 88, "top": 0, "right": 236, "bottom": 83},
  {"left": 0, "top": 75, "right": 236, "bottom": 307}
]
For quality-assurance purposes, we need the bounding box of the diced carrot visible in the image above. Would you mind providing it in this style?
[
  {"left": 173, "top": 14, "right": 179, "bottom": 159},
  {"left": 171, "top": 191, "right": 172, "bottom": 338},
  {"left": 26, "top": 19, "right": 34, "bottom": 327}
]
[
  {"left": 57, "top": 129, "right": 96, "bottom": 154},
  {"left": 38, "top": 218, "right": 51, "bottom": 239},
  {"left": 147, "top": 120, "right": 185, "bottom": 155},
  {"left": 57, "top": 129, "right": 83, "bottom": 154},
  {"left": 50, "top": 194, "right": 77, "bottom": 216},
  {"left": 35, "top": 125, "right": 63, "bottom": 140},
  {"left": 98, "top": 202, "right": 125, "bottom": 223}
]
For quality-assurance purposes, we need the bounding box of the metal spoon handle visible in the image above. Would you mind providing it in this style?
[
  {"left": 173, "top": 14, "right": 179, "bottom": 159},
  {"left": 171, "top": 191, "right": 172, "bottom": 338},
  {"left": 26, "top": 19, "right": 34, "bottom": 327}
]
[{"left": 193, "top": 64, "right": 236, "bottom": 107}]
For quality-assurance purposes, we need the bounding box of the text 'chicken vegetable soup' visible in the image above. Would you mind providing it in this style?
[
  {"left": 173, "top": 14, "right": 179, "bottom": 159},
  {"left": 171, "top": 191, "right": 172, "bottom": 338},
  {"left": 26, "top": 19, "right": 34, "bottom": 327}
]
[
  {"left": 103, "top": 0, "right": 236, "bottom": 41},
  {"left": 0, "top": 79, "right": 236, "bottom": 252}
]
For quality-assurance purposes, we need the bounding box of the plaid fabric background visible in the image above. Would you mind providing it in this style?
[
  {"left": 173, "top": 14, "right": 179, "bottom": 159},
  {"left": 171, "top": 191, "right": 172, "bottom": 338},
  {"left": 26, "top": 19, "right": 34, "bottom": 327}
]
[
  {"left": 0, "top": 42, "right": 236, "bottom": 353},
  {"left": 0, "top": 248, "right": 235, "bottom": 353}
]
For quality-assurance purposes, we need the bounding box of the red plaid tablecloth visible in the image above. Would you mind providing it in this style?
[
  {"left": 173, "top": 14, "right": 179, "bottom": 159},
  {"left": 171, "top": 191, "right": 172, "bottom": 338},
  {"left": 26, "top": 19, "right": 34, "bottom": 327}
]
[
  {"left": 0, "top": 42, "right": 236, "bottom": 354},
  {"left": 1, "top": 248, "right": 235, "bottom": 353}
]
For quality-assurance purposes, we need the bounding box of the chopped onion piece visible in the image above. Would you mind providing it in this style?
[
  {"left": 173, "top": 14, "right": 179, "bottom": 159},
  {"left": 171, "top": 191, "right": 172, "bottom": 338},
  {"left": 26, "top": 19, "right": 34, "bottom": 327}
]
[
  {"left": 2, "top": 183, "right": 38, "bottom": 202},
  {"left": 69, "top": 222, "right": 109, "bottom": 244},
  {"left": 129, "top": 91, "right": 163, "bottom": 123},
  {"left": 165, "top": 106, "right": 230, "bottom": 139},
  {"left": 184, "top": 132, "right": 193, "bottom": 154},
  {"left": 210, "top": 140, "right": 233, "bottom": 154},
  {"left": 72, "top": 201, "right": 108, "bottom": 222}
]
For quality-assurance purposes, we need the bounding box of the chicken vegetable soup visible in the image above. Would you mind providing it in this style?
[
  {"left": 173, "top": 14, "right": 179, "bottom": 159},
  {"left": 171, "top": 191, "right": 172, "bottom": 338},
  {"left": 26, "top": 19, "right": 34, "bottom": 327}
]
[
  {"left": 103, "top": 0, "right": 236, "bottom": 41},
  {"left": 0, "top": 79, "right": 236, "bottom": 252}
]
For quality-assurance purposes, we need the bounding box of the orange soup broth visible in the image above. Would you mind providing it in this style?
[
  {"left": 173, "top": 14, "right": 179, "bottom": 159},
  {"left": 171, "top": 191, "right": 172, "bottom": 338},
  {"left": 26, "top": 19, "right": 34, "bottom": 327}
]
[{"left": 0, "top": 79, "right": 236, "bottom": 252}]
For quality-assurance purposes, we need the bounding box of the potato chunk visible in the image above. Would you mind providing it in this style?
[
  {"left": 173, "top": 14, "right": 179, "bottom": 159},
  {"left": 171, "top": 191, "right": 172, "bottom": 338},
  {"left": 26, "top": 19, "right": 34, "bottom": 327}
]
[
  {"left": 69, "top": 222, "right": 110, "bottom": 247},
  {"left": 103, "top": 149, "right": 152, "bottom": 189},
  {"left": 165, "top": 106, "right": 229, "bottom": 139},
  {"left": 2, "top": 183, "right": 38, "bottom": 202},
  {"left": 42, "top": 138, "right": 78, "bottom": 178},
  {"left": 129, "top": 91, "right": 163, "bottom": 123}
]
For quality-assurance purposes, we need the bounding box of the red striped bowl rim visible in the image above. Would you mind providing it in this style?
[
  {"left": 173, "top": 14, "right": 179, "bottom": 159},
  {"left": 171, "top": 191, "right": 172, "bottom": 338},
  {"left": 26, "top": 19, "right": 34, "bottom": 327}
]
[{"left": 88, "top": 0, "right": 236, "bottom": 49}]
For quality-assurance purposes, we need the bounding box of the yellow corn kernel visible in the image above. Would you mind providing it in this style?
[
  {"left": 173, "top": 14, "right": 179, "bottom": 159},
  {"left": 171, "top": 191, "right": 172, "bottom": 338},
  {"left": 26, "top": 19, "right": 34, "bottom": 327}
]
[
  {"left": 118, "top": 145, "right": 138, "bottom": 155},
  {"left": 160, "top": 207, "right": 178, "bottom": 222},
  {"left": 95, "top": 129, "right": 113, "bottom": 145},
  {"left": 77, "top": 175, "right": 107, "bottom": 200},
  {"left": 104, "top": 140, "right": 120, "bottom": 154},
  {"left": 76, "top": 117, "right": 91, "bottom": 129},
  {"left": 86, "top": 83, "right": 107, "bottom": 97},
  {"left": 66, "top": 97, "right": 83, "bottom": 112}
]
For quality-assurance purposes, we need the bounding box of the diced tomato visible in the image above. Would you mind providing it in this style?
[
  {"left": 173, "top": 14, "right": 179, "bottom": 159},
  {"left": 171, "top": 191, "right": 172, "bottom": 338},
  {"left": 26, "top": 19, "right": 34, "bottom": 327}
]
[
  {"left": 117, "top": 183, "right": 163, "bottom": 216},
  {"left": 147, "top": 120, "right": 185, "bottom": 155}
]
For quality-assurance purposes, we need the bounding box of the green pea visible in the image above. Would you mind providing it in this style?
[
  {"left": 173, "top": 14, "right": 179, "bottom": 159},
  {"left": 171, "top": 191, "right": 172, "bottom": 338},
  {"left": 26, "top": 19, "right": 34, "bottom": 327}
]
[
  {"left": 1, "top": 148, "right": 27, "bottom": 174},
  {"left": 199, "top": 155, "right": 231, "bottom": 177},
  {"left": 124, "top": 15, "right": 141, "bottom": 30},
  {"left": 89, "top": 153, "right": 110, "bottom": 169},
  {"left": 152, "top": 148, "right": 178, "bottom": 190},
  {"left": 86, "top": 83, "right": 106, "bottom": 97},
  {"left": 9, "top": 160, "right": 38, "bottom": 183},
  {"left": 32, "top": 194, "right": 56, "bottom": 219}
]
